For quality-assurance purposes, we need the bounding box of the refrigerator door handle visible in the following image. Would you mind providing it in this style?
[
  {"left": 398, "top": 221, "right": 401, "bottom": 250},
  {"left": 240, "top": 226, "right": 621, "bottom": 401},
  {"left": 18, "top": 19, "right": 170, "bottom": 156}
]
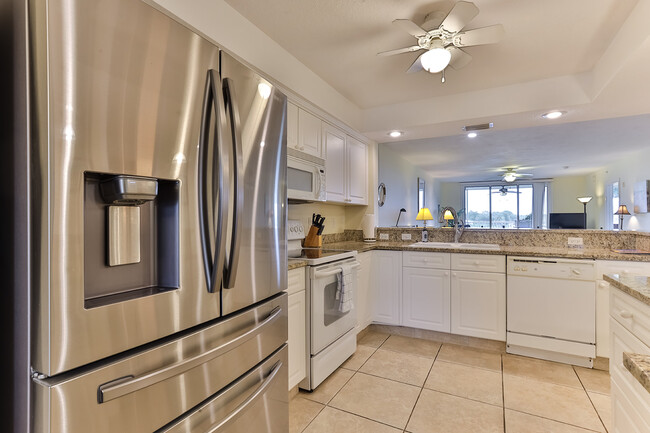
[
  {"left": 198, "top": 69, "right": 227, "bottom": 293},
  {"left": 97, "top": 306, "right": 283, "bottom": 403},
  {"left": 222, "top": 77, "right": 244, "bottom": 289},
  {"left": 205, "top": 361, "right": 283, "bottom": 433}
]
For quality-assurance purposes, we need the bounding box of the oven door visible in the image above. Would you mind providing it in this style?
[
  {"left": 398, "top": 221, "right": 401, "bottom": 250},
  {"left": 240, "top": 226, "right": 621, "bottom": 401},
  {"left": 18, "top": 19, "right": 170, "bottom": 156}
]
[
  {"left": 287, "top": 155, "right": 325, "bottom": 202},
  {"left": 310, "top": 259, "right": 358, "bottom": 354}
]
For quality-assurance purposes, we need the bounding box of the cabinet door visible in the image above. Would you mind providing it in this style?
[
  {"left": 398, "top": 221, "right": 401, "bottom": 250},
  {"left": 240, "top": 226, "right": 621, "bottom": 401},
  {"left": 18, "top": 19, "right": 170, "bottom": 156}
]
[
  {"left": 373, "top": 251, "right": 401, "bottom": 325},
  {"left": 287, "top": 102, "right": 299, "bottom": 152},
  {"left": 451, "top": 271, "right": 506, "bottom": 341},
  {"left": 356, "top": 251, "right": 373, "bottom": 332},
  {"left": 346, "top": 136, "right": 367, "bottom": 205},
  {"left": 402, "top": 267, "right": 450, "bottom": 332},
  {"left": 287, "top": 290, "right": 306, "bottom": 390},
  {"left": 298, "top": 108, "right": 323, "bottom": 158},
  {"left": 324, "top": 123, "right": 347, "bottom": 203}
]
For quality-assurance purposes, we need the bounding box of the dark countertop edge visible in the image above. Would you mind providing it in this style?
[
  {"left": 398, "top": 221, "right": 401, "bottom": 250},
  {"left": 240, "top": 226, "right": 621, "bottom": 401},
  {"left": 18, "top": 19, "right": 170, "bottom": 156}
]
[
  {"left": 603, "top": 274, "right": 650, "bottom": 307},
  {"left": 623, "top": 352, "right": 650, "bottom": 395}
]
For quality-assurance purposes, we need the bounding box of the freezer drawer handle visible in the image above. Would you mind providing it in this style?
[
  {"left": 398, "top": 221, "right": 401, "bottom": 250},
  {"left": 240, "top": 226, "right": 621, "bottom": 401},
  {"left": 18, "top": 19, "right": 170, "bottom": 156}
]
[
  {"left": 97, "top": 307, "right": 282, "bottom": 403},
  {"left": 206, "top": 360, "right": 283, "bottom": 432}
]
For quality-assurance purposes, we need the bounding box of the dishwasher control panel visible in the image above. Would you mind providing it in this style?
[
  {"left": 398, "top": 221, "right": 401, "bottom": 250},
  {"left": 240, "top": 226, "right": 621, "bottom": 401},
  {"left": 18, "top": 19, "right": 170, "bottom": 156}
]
[{"left": 507, "top": 256, "right": 596, "bottom": 281}]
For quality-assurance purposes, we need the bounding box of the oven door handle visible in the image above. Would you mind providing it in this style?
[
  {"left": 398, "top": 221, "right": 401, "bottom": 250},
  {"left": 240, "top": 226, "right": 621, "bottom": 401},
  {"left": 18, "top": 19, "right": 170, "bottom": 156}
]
[
  {"left": 313, "top": 261, "right": 360, "bottom": 278},
  {"left": 97, "top": 307, "right": 282, "bottom": 403}
]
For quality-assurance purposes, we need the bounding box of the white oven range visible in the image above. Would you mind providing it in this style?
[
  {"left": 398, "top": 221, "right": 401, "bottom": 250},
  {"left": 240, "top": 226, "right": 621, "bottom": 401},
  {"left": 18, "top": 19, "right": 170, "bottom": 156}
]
[{"left": 288, "top": 220, "right": 359, "bottom": 391}]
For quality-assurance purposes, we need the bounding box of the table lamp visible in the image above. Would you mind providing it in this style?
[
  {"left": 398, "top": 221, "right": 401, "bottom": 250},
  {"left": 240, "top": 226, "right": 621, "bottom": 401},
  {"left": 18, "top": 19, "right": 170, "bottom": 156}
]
[
  {"left": 416, "top": 207, "right": 433, "bottom": 242},
  {"left": 614, "top": 204, "right": 631, "bottom": 230}
]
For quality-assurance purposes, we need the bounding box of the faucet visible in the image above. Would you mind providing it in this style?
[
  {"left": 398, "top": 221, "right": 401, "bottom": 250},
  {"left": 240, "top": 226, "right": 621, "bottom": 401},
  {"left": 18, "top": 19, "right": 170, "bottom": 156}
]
[
  {"left": 395, "top": 208, "right": 406, "bottom": 227},
  {"left": 440, "top": 206, "right": 465, "bottom": 243}
]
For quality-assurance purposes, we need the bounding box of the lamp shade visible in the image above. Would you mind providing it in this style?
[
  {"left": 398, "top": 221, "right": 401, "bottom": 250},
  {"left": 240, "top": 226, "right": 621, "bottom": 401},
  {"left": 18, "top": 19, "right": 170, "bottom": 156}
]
[
  {"left": 577, "top": 196, "right": 593, "bottom": 204},
  {"left": 420, "top": 48, "right": 451, "bottom": 73},
  {"left": 416, "top": 208, "right": 434, "bottom": 221},
  {"left": 443, "top": 209, "right": 455, "bottom": 220},
  {"left": 615, "top": 204, "right": 631, "bottom": 215}
]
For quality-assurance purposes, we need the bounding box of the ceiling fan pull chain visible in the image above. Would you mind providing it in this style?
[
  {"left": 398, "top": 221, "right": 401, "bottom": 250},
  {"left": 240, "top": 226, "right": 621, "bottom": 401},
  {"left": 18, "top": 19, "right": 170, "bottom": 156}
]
[{"left": 441, "top": 68, "right": 446, "bottom": 83}]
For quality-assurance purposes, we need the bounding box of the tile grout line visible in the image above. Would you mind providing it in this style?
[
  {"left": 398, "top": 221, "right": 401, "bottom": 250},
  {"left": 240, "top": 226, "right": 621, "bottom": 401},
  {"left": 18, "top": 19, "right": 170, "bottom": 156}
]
[
  {"left": 573, "top": 365, "right": 610, "bottom": 433},
  {"left": 401, "top": 341, "right": 444, "bottom": 433},
  {"left": 505, "top": 408, "right": 605, "bottom": 433},
  {"left": 501, "top": 353, "right": 506, "bottom": 433}
]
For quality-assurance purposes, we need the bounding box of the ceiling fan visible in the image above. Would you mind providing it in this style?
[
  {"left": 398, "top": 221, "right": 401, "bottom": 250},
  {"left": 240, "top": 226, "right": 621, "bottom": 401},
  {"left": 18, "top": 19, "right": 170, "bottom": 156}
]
[
  {"left": 500, "top": 168, "right": 533, "bottom": 182},
  {"left": 491, "top": 186, "right": 521, "bottom": 196},
  {"left": 377, "top": 1, "right": 505, "bottom": 82}
]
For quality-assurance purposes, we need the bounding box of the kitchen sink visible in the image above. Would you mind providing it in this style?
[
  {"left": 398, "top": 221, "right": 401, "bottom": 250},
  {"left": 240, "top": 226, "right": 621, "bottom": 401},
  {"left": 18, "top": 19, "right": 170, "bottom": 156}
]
[{"left": 409, "top": 242, "right": 501, "bottom": 250}]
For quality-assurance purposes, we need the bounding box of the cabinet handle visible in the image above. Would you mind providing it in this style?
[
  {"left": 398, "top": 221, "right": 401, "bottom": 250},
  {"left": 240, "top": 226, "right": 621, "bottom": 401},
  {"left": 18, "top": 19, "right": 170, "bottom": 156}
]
[
  {"left": 299, "top": 146, "right": 305, "bottom": 151},
  {"left": 619, "top": 310, "right": 633, "bottom": 319},
  {"left": 598, "top": 282, "right": 608, "bottom": 288},
  {"left": 473, "top": 261, "right": 479, "bottom": 265},
  {"left": 571, "top": 269, "right": 581, "bottom": 275},
  {"left": 445, "top": 271, "right": 449, "bottom": 276},
  {"left": 452, "top": 272, "right": 457, "bottom": 277},
  {"left": 422, "top": 258, "right": 429, "bottom": 262}
]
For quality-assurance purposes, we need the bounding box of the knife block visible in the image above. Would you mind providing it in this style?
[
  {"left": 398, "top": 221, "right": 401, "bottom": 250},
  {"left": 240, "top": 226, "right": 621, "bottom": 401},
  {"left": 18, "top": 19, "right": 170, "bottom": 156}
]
[{"left": 303, "top": 225, "right": 322, "bottom": 248}]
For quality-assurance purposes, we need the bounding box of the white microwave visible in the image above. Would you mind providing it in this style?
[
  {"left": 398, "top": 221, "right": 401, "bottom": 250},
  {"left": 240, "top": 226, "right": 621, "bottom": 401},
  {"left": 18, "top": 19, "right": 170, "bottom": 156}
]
[{"left": 287, "top": 150, "right": 326, "bottom": 202}]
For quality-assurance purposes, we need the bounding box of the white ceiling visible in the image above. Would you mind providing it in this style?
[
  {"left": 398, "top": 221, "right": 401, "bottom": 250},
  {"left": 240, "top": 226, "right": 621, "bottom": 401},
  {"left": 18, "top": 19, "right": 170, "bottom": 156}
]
[{"left": 225, "top": 0, "right": 650, "bottom": 180}]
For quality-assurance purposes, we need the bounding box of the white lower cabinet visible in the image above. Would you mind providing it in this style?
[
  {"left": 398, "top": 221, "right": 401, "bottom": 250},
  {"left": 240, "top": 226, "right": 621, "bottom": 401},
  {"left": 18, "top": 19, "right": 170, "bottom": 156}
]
[
  {"left": 451, "top": 270, "right": 506, "bottom": 341},
  {"left": 356, "top": 251, "right": 373, "bottom": 332},
  {"left": 609, "top": 287, "right": 650, "bottom": 432},
  {"left": 373, "top": 250, "right": 402, "bottom": 325},
  {"left": 287, "top": 267, "right": 306, "bottom": 390},
  {"left": 402, "top": 267, "right": 450, "bottom": 332}
]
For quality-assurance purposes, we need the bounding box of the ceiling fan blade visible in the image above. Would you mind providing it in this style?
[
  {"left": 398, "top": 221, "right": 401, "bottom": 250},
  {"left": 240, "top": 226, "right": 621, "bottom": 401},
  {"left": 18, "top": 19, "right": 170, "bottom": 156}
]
[
  {"left": 454, "top": 24, "right": 505, "bottom": 47},
  {"left": 393, "top": 19, "right": 428, "bottom": 37},
  {"left": 377, "top": 45, "right": 422, "bottom": 56},
  {"left": 448, "top": 47, "right": 472, "bottom": 70},
  {"left": 440, "top": 1, "right": 479, "bottom": 33},
  {"left": 406, "top": 53, "right": 424, "bottom": 74}
]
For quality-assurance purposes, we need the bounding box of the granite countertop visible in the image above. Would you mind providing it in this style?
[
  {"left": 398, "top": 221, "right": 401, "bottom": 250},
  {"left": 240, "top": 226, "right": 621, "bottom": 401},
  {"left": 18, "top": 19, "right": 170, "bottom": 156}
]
[
  {"left": 288, "top": 259, "right": 308, "bottom": 270},
  {"left": 287, "top": 241, "right": 650, "bottom": 270},
  {"left": 603, "top": 273, "right": 650, "bottom": 306},
  {"left": 623, "top": 352, "right": 650, "bottom": 395},
  {"left": 324, "top": 241, "right": 650, "bottom": 262}
]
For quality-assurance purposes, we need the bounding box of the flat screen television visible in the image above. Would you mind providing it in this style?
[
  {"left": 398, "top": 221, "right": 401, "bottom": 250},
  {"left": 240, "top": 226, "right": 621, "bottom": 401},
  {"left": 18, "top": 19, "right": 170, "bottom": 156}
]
[{"left": 549, "top": 213, "right": 585, "bottom": 229}]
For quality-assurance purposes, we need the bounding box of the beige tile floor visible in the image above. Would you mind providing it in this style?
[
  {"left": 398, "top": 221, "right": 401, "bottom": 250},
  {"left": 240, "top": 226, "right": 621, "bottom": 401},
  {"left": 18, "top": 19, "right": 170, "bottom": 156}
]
[{"left": 290, "top": 331, "right": 611, "bottom": 433}]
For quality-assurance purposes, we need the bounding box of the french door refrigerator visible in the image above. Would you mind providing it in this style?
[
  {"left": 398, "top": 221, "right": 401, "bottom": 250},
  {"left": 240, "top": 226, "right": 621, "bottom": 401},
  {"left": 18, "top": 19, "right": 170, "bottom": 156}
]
[{"left": 24, "top": 0, "right": 288, "bottom": 431}]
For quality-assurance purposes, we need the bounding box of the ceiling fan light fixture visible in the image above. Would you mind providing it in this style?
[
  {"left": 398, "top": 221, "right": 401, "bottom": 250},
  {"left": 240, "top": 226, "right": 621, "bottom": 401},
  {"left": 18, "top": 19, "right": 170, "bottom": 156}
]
[
  {"left": 388, "top": 130, "right": 402, "bottom": 138},
  {"left": 503, "top": 173, "right": 517, "bottom": 182},
  {"left": 420, "top": 47, "right": 451, "bottom": 73}
]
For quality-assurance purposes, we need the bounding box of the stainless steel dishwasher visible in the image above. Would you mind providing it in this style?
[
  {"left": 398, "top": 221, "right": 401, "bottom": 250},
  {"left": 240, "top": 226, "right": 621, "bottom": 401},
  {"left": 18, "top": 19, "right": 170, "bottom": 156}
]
[{"left": 506, "top": 256, "right": 596, "bottom": 367}]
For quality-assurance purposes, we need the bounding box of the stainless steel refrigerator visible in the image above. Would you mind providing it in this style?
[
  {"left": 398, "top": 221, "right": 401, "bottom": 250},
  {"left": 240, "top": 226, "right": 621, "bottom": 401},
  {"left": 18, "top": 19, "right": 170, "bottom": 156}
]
[{"left": 16, "top": 0, "right": 289, "bottom": 431}]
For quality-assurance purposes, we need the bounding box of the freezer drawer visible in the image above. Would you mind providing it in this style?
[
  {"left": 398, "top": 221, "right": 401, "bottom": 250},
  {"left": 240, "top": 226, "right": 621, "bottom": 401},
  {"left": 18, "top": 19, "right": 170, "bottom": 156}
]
[
  {"left": 160, "top": 345, "right": 288, "bottom": 433},
  {"left": 33, "top": 294, "right": 287, "bottom": 433}
]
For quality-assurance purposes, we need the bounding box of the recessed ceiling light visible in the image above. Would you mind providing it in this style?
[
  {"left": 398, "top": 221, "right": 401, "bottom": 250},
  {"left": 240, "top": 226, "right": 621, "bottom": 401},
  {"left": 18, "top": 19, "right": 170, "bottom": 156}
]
[
  {"left": 388, "top": 131, "right": 402, "bottom": 138},
  {"left": 542, "top": 110, "right": 565, "bottom": 119},
  {"left": 467, "top": 132, "right": 477, "bottom": 138}
]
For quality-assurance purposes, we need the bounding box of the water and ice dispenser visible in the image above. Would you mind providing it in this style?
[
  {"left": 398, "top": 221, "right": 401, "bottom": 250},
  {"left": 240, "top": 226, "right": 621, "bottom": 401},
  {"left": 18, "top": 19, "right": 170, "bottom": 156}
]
[{"left": 84, "top": 173, "right": 180, "bottom": 308}]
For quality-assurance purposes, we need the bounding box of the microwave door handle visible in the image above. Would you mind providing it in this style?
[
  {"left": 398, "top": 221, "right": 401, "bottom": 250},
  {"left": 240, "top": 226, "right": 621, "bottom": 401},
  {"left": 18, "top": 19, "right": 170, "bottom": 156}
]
[{"left": 222, "top": 77, "right": 244, "bottom": 289}]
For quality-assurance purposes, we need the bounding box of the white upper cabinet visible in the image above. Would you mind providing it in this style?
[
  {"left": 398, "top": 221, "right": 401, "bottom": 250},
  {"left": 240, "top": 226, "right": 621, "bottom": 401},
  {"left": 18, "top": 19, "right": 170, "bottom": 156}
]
[
  {"left": 323, "top": 123, "right": 346, "bottom": 202},
  {"left": 287, "top": 102, "right": 299, "bottom": 152},
  {"left": 346, "top": 135, "right": 368, "bottom": 205},
  {"left": 324, "top": 123, "right": 368, "bottom": 205},
  {"left": 298, "top": 108, "right": 323, "bottom": 158},
  {"left": 287, "top": 102, "right": 323, "bottom": 159}
]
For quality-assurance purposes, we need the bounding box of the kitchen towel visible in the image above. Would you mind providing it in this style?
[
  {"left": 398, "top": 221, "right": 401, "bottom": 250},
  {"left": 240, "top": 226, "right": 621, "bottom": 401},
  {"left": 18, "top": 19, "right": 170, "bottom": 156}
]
[{"left": 335, "top": 264, "right": 354, "bottom": 313}]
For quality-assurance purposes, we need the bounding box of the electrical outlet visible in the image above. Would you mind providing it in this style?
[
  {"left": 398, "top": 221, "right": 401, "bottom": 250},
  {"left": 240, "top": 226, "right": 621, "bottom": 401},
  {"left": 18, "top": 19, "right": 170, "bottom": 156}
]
[
  {"left": 401, "top": 233, "right": 412, "bottom": 241},
  {"left": 379, "top": 233, "right": 389, "bottom": 240},
  {"left": 567, "top": 237, "right": 584, "bottom": 248}
]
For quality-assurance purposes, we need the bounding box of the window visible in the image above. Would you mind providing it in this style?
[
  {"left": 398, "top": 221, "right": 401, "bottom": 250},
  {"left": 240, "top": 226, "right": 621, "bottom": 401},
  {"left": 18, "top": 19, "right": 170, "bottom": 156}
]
[
  {"left": 464, "top": 184, "right": 543, "bottom": 229},
  {"left": 612, "top": 181, "right": 619, "bottom": 229}
]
